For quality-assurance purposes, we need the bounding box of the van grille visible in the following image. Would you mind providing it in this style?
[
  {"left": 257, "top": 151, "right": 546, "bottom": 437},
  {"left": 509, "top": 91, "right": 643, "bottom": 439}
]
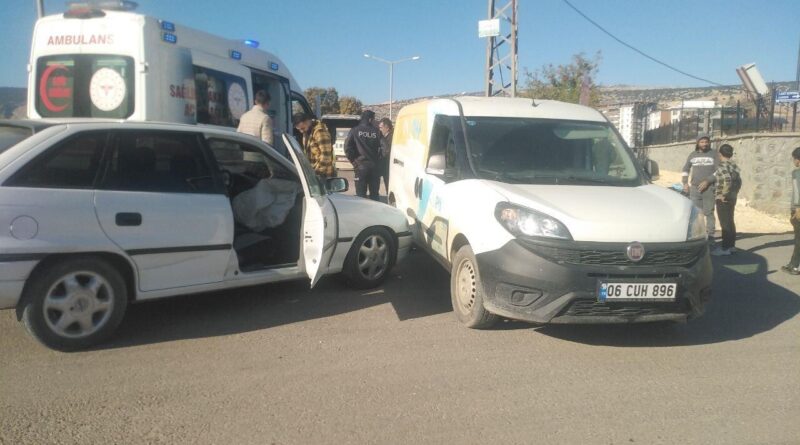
[
  {"left": 521, "top": 242, "right": 705, "bottom": 267},
  {"left": 562, "top": 299, "right": 689, "bottom": 318}
]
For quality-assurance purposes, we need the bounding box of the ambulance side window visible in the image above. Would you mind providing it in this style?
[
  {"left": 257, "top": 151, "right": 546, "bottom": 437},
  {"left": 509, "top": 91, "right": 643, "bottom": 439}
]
[
  {"left": 251, "top": 72, "right": 289, "bottom": 133},
  {"left": 291, "top": 92, "right": 314, "bottom": 141},
  {"left": 193, "top": 66, "right": 248, "bottom": 128}
]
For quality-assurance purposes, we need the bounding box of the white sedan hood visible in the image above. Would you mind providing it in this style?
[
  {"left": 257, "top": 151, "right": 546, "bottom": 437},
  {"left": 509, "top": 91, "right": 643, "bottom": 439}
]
[
  {"left": 485, "top": 182, "right": 693, "bottom": 243},
  {"left": 327, "top": 194, "right": 409, "bottom": 238}
]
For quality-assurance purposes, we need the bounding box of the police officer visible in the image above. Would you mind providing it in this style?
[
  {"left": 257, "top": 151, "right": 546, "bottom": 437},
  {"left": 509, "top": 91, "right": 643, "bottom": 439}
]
[{"left": 345, "top": 110, "right": 382, "bottom": 200}]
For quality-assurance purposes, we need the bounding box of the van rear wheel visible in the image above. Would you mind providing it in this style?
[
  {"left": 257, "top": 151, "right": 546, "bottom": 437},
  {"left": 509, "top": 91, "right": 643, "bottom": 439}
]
[{"left": 451, "top": 245, "right": 498, "bottom": 329}]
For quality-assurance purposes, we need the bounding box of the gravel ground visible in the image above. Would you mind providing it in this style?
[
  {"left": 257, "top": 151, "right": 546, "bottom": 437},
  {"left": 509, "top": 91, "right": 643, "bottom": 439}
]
[{"left": 654, "top": 170, "right": 792, "bottom": 234}]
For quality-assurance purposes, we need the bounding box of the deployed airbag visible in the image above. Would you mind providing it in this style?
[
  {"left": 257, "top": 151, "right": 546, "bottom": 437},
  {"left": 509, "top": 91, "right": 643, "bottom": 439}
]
[{"left": 232, "top": 179, "right": 300, "bottom": 231}]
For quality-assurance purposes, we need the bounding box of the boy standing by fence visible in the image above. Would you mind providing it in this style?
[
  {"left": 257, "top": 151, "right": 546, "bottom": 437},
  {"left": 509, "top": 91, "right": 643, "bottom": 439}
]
[{"left": 709, "top": 144, "right": 741, "bottom": 256}]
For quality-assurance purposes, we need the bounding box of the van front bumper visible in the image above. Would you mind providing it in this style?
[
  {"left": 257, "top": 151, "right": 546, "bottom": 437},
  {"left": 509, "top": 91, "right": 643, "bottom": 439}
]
[
  {"left": 0, "top": 260, "right": 38, "bottom": 309},
  {"left": 475, "top": 239, "right": 712, "bottom": 324},
  {"left": 396, "top": 231, "right": 413, "bottom": 263}
]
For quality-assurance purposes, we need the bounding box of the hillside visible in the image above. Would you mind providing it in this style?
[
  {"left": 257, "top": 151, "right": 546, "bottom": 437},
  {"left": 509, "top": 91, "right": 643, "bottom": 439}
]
[
  {"left": 3, "top": 81, "right": 796, "bottom": 121},
  {"left": 598, "top": 81, "right": 796, "bottom": 107},
  {"left": 366, "top": 81, "right": 797, "bottom": 118},
  {"left": 0, "top": 87, "right": 26, "bottom": 118}
]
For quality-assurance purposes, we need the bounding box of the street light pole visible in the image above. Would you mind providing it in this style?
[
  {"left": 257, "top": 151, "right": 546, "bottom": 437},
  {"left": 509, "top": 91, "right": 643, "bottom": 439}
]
[{"left": 364, "top": 54, "right": 420, "bottom": 121}]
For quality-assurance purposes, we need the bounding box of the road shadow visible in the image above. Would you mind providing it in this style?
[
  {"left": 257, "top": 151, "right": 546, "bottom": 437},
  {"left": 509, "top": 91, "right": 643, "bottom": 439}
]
[
  {"left": 94, "top": 249, "right": 452, "bottom": 351},
  {"left": 536, "top": 242, "right": 800, "bottom": 347},
  {"left": 731, "top": 230, "right": 792, "bottom": 239}
]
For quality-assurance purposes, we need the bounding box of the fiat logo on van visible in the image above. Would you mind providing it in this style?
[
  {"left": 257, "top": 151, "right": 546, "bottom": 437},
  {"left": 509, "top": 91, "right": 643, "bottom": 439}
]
[{"left": 626, "top": 242, "right": 645, "bottom": 262}]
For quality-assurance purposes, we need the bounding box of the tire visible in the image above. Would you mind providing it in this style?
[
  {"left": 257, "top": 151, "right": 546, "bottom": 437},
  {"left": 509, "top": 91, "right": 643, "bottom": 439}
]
[
  {"left": 21, "top": 256, "right": 128, "bottom": 351},
  {"left": 450, "top": 244, "right": 498, "bottom": 329},
  {"left": 342, "top": 227, "right": 396, "bottom": 289}
]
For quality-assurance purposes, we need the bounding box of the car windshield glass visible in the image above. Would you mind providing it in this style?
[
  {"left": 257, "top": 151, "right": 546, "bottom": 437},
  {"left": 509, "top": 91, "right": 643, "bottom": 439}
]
[
  {"left": 0, "top": 125, "right": 34, "bottom": 154},
  {"left": 463, "top": 117, "right": 642, "bottom": 186}
]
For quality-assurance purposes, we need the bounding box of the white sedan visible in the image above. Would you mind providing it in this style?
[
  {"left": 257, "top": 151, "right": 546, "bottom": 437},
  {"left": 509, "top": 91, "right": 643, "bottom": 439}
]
[{"left": 0, "top": 120, "right": 411, "bottom": 350}]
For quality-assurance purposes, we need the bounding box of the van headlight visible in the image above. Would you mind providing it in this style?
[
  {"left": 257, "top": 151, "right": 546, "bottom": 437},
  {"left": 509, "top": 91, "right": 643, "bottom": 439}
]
[
  {"left": 495, "top": 203, "right": 572, "bottom": 240},
  {"left": 687, "top": 206, "right": 707, "bottom": 241}
]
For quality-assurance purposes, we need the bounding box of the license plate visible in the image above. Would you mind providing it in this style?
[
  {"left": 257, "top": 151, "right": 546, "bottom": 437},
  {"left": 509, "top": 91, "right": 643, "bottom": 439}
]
[{"left": 598, "top": 282, "right": 677, "bottom": 302}]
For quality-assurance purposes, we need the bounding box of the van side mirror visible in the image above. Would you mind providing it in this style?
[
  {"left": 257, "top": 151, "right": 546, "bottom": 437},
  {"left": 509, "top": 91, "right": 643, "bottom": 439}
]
[
  {"left": 644, "top": 159, "right": 660, "bottom": 181},
  {"left": 426, "top": 152, "right": 446, "bottom": 173},
  {"left": 326, "top": 177, "right": 348, "bottom": 193},
  {"left": 425, "top": 152, "right": 456, "bottom": 179}
]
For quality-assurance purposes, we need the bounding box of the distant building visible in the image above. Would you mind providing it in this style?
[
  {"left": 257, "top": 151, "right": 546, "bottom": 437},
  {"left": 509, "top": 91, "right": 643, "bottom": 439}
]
[
  {"left": 600, "top": 102, "right": 656, "bottom": 148},
  {"left": 647, "top": 110, "right": 670, "bottom": 130}
]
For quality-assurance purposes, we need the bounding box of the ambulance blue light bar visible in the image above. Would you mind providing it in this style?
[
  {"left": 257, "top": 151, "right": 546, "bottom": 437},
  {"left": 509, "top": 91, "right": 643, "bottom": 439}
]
[
  {"left": 162, "top": 32, "right": 177, "bottom": 44},
  {"left": 160, "top": 20, "right": 175, "bottom": 32},
  {"left": 244, "top": 40, "right": 259, "bottom": 48},
  {"left": 230, "top": 50, "right": 242, "bottom": 60}
]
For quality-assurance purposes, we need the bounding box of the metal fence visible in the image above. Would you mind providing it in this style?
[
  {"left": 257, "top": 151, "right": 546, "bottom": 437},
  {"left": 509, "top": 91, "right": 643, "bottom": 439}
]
[{"left": 643, "top": 102, "right": 799, "bottom": 146}]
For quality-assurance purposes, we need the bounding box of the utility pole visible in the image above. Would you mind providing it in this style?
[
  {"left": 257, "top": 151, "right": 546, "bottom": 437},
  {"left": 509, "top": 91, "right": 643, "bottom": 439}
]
[
  {"left": 793, "top": 34, "right": 799, "bottom": 131},
  {"left": 483, "top": 0, "right": 518, "bottom": 97},
  {"left": 364, "top": 54, "right": 420, "bottom": 121}
]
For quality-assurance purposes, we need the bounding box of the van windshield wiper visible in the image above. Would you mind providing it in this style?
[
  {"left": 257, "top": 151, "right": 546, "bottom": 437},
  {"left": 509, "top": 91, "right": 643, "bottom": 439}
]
[{"left": 515, "top": 175, "right": 616, "bottom": 185}]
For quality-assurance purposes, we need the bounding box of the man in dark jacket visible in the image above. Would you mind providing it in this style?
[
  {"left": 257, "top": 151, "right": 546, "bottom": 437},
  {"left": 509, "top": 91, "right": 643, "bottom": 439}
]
[
  {"left": 682, "top": 135, "right": 718, "bottom": 240},
  {"left": 345, "top": 110, "right": 382, "bottom": 200},
  {"left": 378, "top": 117, "right": 394, "bottom": 193}
]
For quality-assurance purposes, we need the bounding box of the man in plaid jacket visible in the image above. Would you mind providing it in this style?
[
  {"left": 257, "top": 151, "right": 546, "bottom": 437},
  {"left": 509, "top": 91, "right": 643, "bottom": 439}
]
[
  {"left": 292, "top": 113, "right": 335, "bottom": 178},
  {"left": 705, "top": 144, "right": 741, "bottom": 256}
]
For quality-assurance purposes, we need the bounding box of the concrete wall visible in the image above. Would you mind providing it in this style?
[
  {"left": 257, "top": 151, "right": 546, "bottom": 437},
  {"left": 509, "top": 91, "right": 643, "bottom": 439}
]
[{"left": 644, "top": 133, "right": 800, "bottom": 216}]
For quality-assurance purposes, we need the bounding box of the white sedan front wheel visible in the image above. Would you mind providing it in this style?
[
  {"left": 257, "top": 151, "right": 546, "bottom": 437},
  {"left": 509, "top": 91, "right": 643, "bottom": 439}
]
[{"left": 343, "top": 227, "right": 396, "bottom": 289}]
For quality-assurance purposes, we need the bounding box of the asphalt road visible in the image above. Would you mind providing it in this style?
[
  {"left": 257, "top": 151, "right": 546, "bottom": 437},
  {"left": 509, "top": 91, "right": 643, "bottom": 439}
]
[{"left": 1, "top": 232, "right": 799, "bottom": 444}]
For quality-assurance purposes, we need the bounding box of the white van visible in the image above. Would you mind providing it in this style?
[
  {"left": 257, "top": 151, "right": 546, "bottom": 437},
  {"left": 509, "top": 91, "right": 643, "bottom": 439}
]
[
  {"left": 27, "top": 2, "right": 314, "bottom": 139},
  {"left": 388, "top": 97, "right": 712, "bottom": 328}
]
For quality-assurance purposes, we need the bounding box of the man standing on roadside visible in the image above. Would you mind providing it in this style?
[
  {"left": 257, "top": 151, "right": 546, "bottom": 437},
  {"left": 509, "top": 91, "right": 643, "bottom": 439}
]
[
  {"left": 345, "top": 110, "right": 382, "bottom": 201},
  {"left": 237, "top": 90, "right": 274, "bottom": 145},
  {"left": 292, "top": 113, "right": 335, "bottom": 178},
  {"left": 682, "top": 134, "right": 718, "bottom": 241},
  {"left": 782, "top": 147, "right": 800, "bottom": 274},
  {"left": 378, "top": 117, "right": 394, "bottom": 193},
  {"left": 709, "top": 144, "right": 741, "bottom": 256}
]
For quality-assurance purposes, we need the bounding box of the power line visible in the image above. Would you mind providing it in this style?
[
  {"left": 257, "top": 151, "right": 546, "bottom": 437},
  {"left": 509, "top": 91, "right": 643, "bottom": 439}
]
[{"left": 561, "top": 0, "right": 725, "bottom": 87}]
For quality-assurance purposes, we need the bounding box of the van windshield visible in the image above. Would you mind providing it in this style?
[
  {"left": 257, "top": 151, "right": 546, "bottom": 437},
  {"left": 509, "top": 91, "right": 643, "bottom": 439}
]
[{"left": 463, "top": 117, "right": 643, "bottom": 186}]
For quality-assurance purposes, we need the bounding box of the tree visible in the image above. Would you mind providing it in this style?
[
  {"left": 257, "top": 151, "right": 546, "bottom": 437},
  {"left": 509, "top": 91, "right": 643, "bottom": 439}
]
[
  {"left": 520, "top": 52, "right": 602, "bottom": 106},
  {"left": 339, "top": 96, "right": 363, "bottom": 115},
  {"left": 304, "top": 87, "right": 340, "bottom": 116}
]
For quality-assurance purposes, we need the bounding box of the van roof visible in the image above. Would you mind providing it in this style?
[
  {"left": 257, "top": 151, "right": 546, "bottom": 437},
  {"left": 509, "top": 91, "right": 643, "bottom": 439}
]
[
  {"left": 35, "top": 10, "right": 302, "bottom": 92},
  {"left": 408, "top": 97, "right": 607, "bottom": 123}
]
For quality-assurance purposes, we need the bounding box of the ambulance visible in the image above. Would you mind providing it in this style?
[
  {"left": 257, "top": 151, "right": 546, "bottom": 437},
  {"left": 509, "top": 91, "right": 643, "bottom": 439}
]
[
  {"left": 388, "top": 97, "right": 712, "bottom": 329},
  {"left": 27, "top": 1, "right": 313, "bottom": 141}
]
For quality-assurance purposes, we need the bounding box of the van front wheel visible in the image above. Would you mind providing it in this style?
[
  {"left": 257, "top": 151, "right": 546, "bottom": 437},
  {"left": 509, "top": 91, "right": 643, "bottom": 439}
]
[{"left": 451, "top": 245, "right": 498, "bottom": 329}]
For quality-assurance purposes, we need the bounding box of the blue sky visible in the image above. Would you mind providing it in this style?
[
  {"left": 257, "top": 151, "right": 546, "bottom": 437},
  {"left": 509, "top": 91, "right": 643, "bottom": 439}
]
[{"left": 2, "top": 0, "right": 798, "bottom": 104}]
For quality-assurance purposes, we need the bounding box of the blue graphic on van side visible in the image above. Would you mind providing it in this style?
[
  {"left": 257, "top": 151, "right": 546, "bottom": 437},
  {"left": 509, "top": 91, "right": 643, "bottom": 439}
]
[
  {"left": 418, "top": 178, "right": 432, "bottom": 216},
  {"left": 411, "top": 119, "right": 422, "bottom": 140}
]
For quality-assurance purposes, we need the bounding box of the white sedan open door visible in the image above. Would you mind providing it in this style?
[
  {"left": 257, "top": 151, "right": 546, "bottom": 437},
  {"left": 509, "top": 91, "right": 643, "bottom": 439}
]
[{"left": 282, "top": 134, "right": 337, "bottom": 287}]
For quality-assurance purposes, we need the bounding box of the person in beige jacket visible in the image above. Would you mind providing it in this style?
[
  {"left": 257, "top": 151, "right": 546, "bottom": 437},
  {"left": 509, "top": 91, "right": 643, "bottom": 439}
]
[{"left": 237, "top": 90, "right": 274, "bottom": 145}]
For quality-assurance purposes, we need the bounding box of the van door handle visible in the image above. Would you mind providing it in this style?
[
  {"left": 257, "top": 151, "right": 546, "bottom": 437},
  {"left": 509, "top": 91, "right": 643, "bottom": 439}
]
[
  {"left": 116, "top": 212, "right": 142, "bottom": 227},
  {"left": 414, "top": 178, "right": 420, "bottom": 198},
  {"left": 393, "top": 158, "right": 404, "bottom": 167}
]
